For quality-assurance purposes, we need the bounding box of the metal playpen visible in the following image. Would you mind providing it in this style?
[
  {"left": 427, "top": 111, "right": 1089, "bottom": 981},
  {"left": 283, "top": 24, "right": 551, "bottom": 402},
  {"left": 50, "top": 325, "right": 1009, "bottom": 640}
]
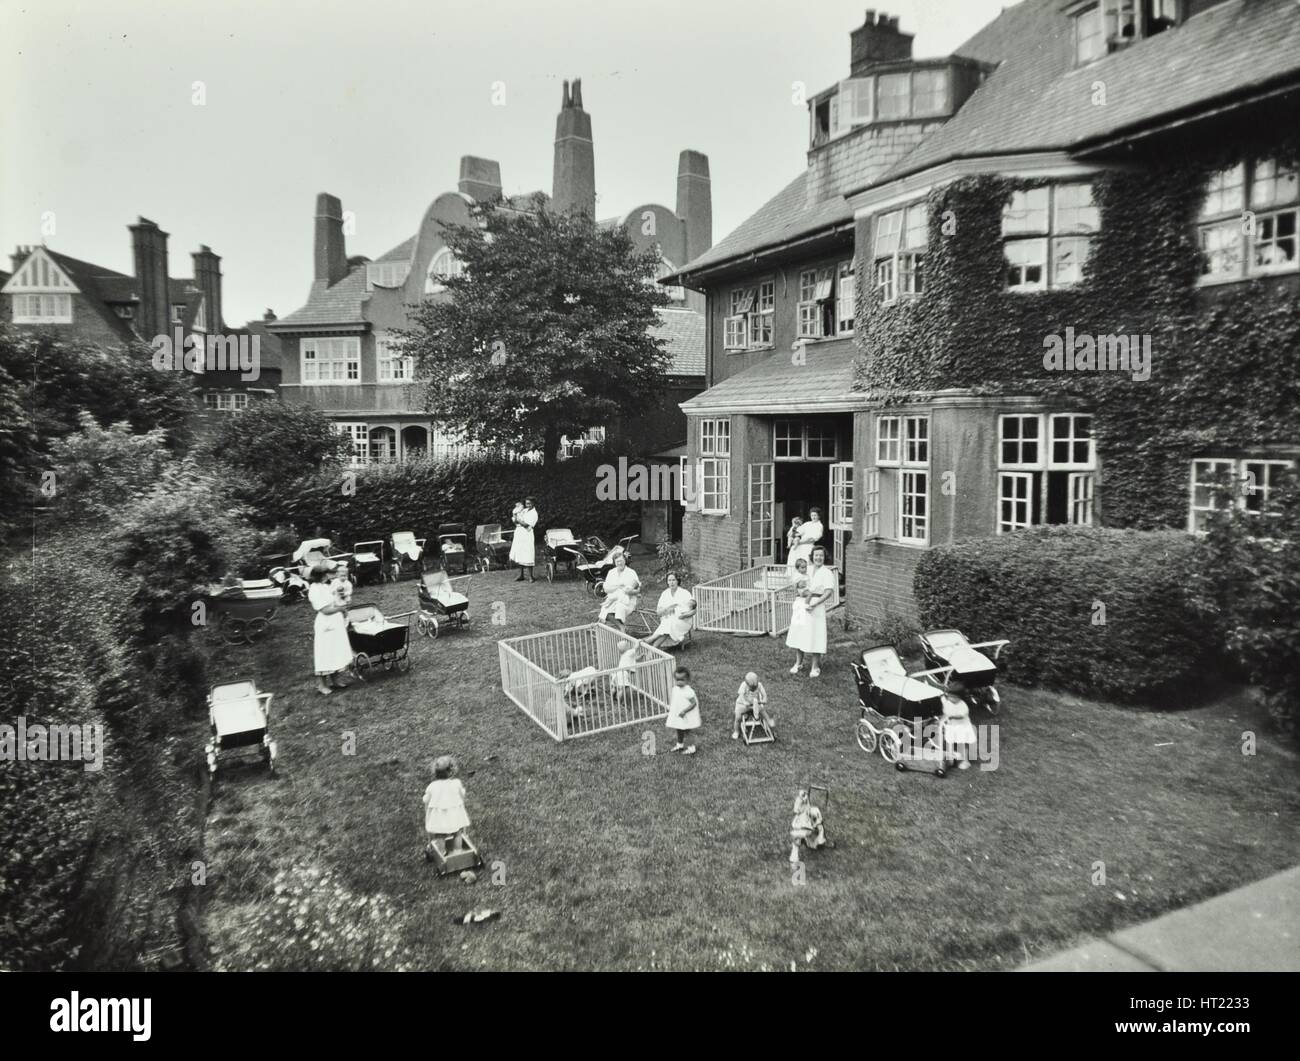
[
  {"left": 497, "top": 622, "right": 676, "bottom": 742},
  {"left": 692, "top": 564, "right": 840, "bottom": 637}
]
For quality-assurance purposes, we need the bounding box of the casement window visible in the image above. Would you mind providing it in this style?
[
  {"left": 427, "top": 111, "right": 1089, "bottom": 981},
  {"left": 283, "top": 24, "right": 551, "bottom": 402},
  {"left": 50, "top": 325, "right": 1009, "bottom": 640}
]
[
  {"left": 835, "top": 260, "right": 856, "bottom": 334},
  {"left": 797, "top": 263, "right": 855, "bottom": 338},
  {"left": 11, "top": 293, "right": 72, "bottom": 323},
  {"left": 1198, "top": 159, "right": 1299, "bottom": 282},
  {"left": 1188, "top": 457, "right": 1296, "bottom": 531},
  {"left": 202, "top": 392, "right": 248, "bottom": 412},
  {"left": 425, "top": 248, "right": 464, "bottom": 294},
  {"left": 830, "top": 462, "right": 854, "bottom": 530},
  {"left": 171, "top": 304, "right": 187, "bottom": 324},
  {"left": 1003, "top": 183, "right": 1098, "bottom": 291},
  {"left": 797, "top": 270, "right": 820, "bottom": 339},
  {"left": 368, "top": 426, "right": 397, "bottom": 463},
  {"left": 376, "top": 334, "right": 414, "bottom": 383},
  {"left": 367, "top": 261, "right": 411, "bottom": 289},
  {"left": 749, "top": 281, "right": 774, "bottom": 346},
  {"left": 997, "top": 412, "right": 1097, "bottom": 531},
  {"left": 874, "top": 204, "right": 927, "bottom": 305},
  {"left": 876, "top": 415, "right": 929, "bottom": 545},
  {"left": 773, "top": 419, "right": 839, "bottom": 462},
  {"left": 862, "top": 467, "right": 881, "bottom": 539},
  {"left": 699, "top": 418, "right": 731, "bottom": 515},
  {"left": 333, "top": 422, "right": 369, "bottom": 468},
  {"left": 725, "top": 282, "right": 773, "bottom": 351},
  {"left": 1074, "top": 1, "right": 1180, "bottom": 65},
  {"left": 876, "top": 68, "right": 949, "bottom": 121},
  {"left": 301, "top": 336, "right": 361, "bottom": 384}
]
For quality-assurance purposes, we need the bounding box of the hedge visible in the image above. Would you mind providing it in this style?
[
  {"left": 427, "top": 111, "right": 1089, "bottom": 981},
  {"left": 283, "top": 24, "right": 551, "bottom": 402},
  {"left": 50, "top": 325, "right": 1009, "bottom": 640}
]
[
  {"left": 913, "top": 527, "right": 1208, "bottom": 704},
  {"left": 256, "top": 453, "right": 642, "bottom": 553}
]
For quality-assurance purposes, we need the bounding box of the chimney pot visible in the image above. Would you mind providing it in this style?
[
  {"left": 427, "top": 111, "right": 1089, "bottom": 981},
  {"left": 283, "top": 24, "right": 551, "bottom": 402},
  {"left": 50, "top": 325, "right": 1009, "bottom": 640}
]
[
  {"left": 314, "top": 192, "right": 349, "bottom": 286},
  {"left": 553, "top": 77, "right": 595, "bottom": 216},
  {"left": 458, "top": 156, "right": 504, "bottom": 202},
  {"left": 850, "top": 9, "right": 913, "bottom": 76}
]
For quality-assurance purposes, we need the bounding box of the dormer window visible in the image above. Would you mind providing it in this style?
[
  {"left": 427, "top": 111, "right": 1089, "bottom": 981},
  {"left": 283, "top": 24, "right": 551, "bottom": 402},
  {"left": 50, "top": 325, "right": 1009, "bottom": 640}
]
[
  {"left": 1074, "top": 1, "right": 1182, "bottom": 65},
  {"left": 809, "top": 66, "right": 951, "bottom": 148},
  {"left": 171, "top": 304, "right": 186, "bottom": 324},
  {"left": 367, "top": 261, "right": 411, "bottom": 289}
]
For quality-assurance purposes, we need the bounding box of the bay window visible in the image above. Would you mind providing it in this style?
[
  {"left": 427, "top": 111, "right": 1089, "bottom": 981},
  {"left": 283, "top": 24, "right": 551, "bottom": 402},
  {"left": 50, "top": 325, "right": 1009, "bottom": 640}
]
[{"left": 997, "top": 412, "right": 1096, "bottom": 531}]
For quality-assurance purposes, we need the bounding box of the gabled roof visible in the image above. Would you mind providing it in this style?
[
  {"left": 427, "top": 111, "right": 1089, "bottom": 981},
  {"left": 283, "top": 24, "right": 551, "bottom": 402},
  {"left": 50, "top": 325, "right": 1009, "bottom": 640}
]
[
  {"left": 882, "top": 0, "right": 1300, "bottom": 183},
  {"left": 39, "top": 248, "right": 137, "bottom": 340},
  {"left": 273, "top": 268, "right": 371, "bottom": 328},
  {"left": 666, "top": 172, "right": 853, "bottom": 280},
  {"left": 651, "top": 307, "right": 705, "bottom": 377},
  {"left": 680, "top": 340, "right": 860, "bottom": 414}
]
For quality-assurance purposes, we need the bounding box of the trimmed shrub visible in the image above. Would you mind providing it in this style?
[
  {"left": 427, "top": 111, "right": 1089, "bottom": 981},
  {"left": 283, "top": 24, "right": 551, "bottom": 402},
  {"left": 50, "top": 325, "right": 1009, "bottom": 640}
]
[{"left": 913, "top": 527, "right": 1208, "bottom": 704}]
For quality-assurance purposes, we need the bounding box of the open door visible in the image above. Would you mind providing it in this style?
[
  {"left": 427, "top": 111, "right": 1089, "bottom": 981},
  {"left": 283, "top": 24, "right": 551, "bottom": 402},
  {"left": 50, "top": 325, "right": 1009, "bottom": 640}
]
[
  {"left": 830, "top": 461, "right": 854, "bottom": 583},
  {"left": 747, "top": 463, "right": 774, "bottom": 567}
]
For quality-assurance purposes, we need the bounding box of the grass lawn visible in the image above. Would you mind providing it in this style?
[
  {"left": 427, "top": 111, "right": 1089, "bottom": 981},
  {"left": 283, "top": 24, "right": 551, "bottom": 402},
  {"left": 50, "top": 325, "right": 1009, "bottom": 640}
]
[{"left": 201, "top": 562, "right": 1300, "bottom": 971}]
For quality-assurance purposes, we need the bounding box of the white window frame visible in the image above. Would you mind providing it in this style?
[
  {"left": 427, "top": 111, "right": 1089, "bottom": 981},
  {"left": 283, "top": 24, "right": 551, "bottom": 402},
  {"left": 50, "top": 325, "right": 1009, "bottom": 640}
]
[
  {"left": 773, "top": 419, "right": 838, "bottom": 463},
  {"left": 301, "top": 336, "right": 361, "bottom": 384},
  {"left": 1198, "top": 159, "right": 1299, "bottom": 283},
  {"left": 425, "top": 248, "right": 464, "bottom": 294},
  {"left": 747, "top": 463, "right": 775, "bottom": 565},
  {"left": 1189, "top": 457, "right": 1296, "bottom": 531},
  {"left": 11, "top": 292, "right": 73, "bottom": 324},
  {"left": 830, "top": 462, "right": 854, "bottom": 531},
  {"left": 367, "top": 261, "right": 411, "bottom": 290},
  {"left": 874, "top": 204, "right": 926, "bottom": 305},
  {"left": 877, "top": 415, "right": 902, "bottom": 466},
  {"left": 1069, "top": 471, "right": 1095, "bottom": 526},
  {"left": 749, "top": 281, "right": 775, "bottom": 347},
  {"left": 376, "top": 333, "right": 414, "bottom": 383},
  {"left": 368, "top": 425, "right": 397, "bottom": 463},
  {"left": 1004, "top": 183, "right": 1097, "bottom": 291},
  {"left": 1050, "top": 413, "right": 1095, "bottom": 470},
  {"left": 699, "top": 418, "right": 731, "bottom": 515},
  {"left": 998, "top": 412, "right": 1098, "bottom": 530},
  {"left": 899, "top": 469, "right": 929, "bottom": 546},
  {"left": 862, "top": 467, "right": 881, "bottom": 539},
  {"left": 998, "top": 471, "right": 1035, "bottom": 533},
  {"left": 836, "top": 259, "right": 856, "bottom": 335},
  {"left": 334, "top": 422, "right": 369, "bottom": 468},
  {"left": 797, "top": 269, "right": 821, "bottom": 339}
]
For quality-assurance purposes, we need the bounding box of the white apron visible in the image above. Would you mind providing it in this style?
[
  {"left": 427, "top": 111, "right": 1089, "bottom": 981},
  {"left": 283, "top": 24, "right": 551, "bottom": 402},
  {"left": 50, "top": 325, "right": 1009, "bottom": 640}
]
[
  {"left": 650, "top": 587, "right": 694, "bottom": 642},
  {"left": 786, "top": 519, "right": 824, "bottom": 572},
  {"left": 308, "top": 582, "right": 353, "bottom": 675},
  {"left": 509, "top": 506, "right": 537, "bottom": 565},
  {"left": 599, "top": 566, "right": 641, "bottom": 622}
]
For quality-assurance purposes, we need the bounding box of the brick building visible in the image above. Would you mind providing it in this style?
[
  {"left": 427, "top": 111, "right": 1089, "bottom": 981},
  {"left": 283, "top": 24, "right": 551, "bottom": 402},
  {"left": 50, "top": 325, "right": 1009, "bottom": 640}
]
[
  {"left": 270, "top": 81, "right": 711, "bottom": 466},
  {"left": 666, "top": 0, "right": 1300, "bottom": 623},
  {"left": 2, "top": 223, "right": 281, "bottom": 419}
]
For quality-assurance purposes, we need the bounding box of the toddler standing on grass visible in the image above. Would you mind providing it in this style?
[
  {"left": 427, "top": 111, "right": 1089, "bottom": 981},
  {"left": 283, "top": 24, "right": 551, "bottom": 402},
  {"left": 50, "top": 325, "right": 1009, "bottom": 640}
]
[
  {"left": 665, "top": 665, "right": 701, "bottom": 755},
  {"left": 423, "top": 755, "right": 471, "bottom": 861},
  {"left": 732, "top": 671, "right": 774, "bottom": 739}
]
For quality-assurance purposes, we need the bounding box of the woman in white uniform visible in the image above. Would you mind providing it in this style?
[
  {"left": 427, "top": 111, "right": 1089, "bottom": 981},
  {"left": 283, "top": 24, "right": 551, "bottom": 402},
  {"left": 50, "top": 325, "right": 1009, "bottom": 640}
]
[
  {"left": 788, "top": 546, "right": 836, "bottom": 678},
  {"left": 598, "top": 550, "right": 641, "bottom": 630},
  {"left": 307, "top": 560, "right": 353, "bottom": 695},
  {"left": 786, "top": 507, "right": 824, "bottom": 573},
  {"left": 509, "top": 497, "right": 538, "bottom": 582},
  {"left": 645, "top": 571, "right": 695, "bottom": 649}
]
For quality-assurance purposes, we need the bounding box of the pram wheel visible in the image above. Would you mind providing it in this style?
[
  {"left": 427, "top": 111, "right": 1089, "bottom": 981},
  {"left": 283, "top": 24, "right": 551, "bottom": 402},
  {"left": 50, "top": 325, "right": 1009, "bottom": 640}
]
[
  {"left": 855, "top": 720, "right": 878, "bottom": 754},
  {"left": 246, "top": 617, "right": 270, "bottom": 642},
  {"left": 878, "top": 728, "right": 902, "bottom": 764},
  {"left": 418, "top": 614, "right": 439, "bottom": 639},
  {"left": 353, "top": 653, "right": 372, "bottom": 681},
  {"left": 219, "top": 615, "right": 247, "bottom": 645},
  {"left": 935, "top": 766, "right": 946, "bottom": 778}
]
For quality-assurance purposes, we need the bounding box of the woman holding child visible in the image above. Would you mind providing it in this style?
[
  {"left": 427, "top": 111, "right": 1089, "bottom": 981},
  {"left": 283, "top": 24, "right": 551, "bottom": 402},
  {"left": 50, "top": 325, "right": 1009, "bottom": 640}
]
[
  {"left": 307, "top": 559, "right": 353, "bottom": 695},
  {"left": 785, "top": 546, "right": 835, "bottom": 678},
  {"left": 598, "top": 549, "right": 641, "bottom": 630},
  {"left": 644, "top": 571, "right": 695, "bottom": 649}
]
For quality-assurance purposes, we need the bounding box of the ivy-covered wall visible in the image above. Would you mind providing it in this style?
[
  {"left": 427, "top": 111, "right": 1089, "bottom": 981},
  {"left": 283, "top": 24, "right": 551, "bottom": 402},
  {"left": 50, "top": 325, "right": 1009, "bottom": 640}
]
[{"left": 854, "top": 131, "right": 1300, "bottom": 530}]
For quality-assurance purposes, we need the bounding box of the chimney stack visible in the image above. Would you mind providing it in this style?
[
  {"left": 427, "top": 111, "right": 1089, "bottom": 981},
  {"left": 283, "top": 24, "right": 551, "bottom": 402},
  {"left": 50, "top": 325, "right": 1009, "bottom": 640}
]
[
  {"left": 191, "top": 245, "right": 222, "bottom": 332},
  {"left": 676, "top": 150, "right": 713, "bottom": 264},
  {"left": 129, "top": 217, "right": 170, "bottom": 339},
  {"left": 314, "top": 193, "right": 349, "bottom": 286},
  {"left": 552, "top": 77, "right": 596, "bottom": 217},
  {"left": 458, "top": 156, "right": 503, "bottom": 202},
  {"left": 263, "top": 308, "right": 277, "bottom": 322},
  {"left": 850, "top": 10, "right": 914, "bottom": 76}
]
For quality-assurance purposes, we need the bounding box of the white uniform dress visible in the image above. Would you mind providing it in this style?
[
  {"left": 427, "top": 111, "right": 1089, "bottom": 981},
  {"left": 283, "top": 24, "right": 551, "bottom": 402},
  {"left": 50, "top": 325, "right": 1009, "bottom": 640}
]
[
  {"left": 666, "top": 683, "right": 701, "bottom": 732},
  {"left": 786, "top": 519, "right": 824, "bottom": 573},
  {"left": 308, "top": 581, "right": 353, "bottom": 676},
  {"left": 509, "top": 505, "right": 538, "bottom": 566},
  {"left": 599, "top": 565, "right": 641, "bottom": 623},
  {"left": 422, "top": 778, "right": 470, "bottom": 836},
  {"left": 788, "top": 565, "right": 835, "bottom": 655},
  {"left": 650, "top": 586, "right": 695, "bottom": 643}
]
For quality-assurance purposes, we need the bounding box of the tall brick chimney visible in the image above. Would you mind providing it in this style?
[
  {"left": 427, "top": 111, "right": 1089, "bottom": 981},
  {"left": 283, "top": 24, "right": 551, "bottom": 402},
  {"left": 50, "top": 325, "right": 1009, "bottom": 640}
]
[
  {"left": 314, "top": 193, "right": 349, "bottom": 286},
  {"left": 850, "top": 10, "right": 914, "bottom": 76},
  {"left": 191, "top": 245, "right": 222, "bottom": 332},
  {"left": 552, "top": 78, "right": 596, "bottom": 217},
  {"left": 129, "top": 217, "right": 170, "bottom": 339},
  {"left": 675, "top": 150, "right": 713, "bottom": 264},
  {"left": 458, "top": 156, "right": 503, "bottom": 202}
]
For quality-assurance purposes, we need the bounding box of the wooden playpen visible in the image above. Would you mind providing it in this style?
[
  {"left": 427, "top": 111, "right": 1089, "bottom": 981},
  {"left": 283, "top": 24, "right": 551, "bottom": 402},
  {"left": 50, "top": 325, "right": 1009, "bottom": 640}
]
[
  {"left": 497, "top": 623, "right": 676, "bottom": 741},
  {"left": 692, "top": 564, "right": 840, "bottom": 637}
]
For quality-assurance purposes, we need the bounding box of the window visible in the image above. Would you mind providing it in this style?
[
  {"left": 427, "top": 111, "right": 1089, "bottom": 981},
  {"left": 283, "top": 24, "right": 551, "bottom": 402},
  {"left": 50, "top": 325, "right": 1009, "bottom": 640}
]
[
  {"left": 862, "top": 467, "right": 881, "bottom": 539},
  {"left": 425, "top": 248, "right": 464, "bottom": 293},
  {"left": 877, "top": 73, "right": 910, "bottom": 121},
  {"left": 1074, "top": 5, "right": 1107, "bottom": 65},
  {"left": 171, "top": 304, "right": 187, "bottom": 324},
  {"left": 876, "top": 68, "right": 950, "bottom": 121},
  {"left": 774, "top": 420, "right": 838, "bottom": 462},
  {"left": 911, "top": 69, "right": 949, "bottom": 118},
  {"left": 333, "top": 422, "right": 369, "bottom": 468},
  {"left": 376, "top": 334, "right": 413, "bottom": 383},
  {"left": 367, "top": 261, "right": 410, "bottom": 289},
  {"left": 797, "top": 270, "right": 820, "bottom": 339},
  {"left": 830, "top": 462, "right": 854, "bottom": 530},
  {"left": 749, "top": 281, "right": 774, "bottom": 346},
  {"left": 997, "top": 413, "right": 1097, "bottom": 531},
  {"left": 699, "top": 418, "right": 731, "bottom": 514},
  {"left": 1189, "top": 457, "right": 1295, "bottom": 531},
  {"left": 1003, "top": 183, "right": 1097, "bottom": 290},
  {"left": 877, "top": 416, "right": 902, "bottom": 465},
  {"left": 11, "top": 293, "right": 72, "bottom": 324},
  {"left": 1075, "top": 0, "right": 1154, "bottom": 63},
  {"left": 725, "top": 282, "right": 773, "bottom": 351},
  {"left": 875, "top": 415, "right": 929, "bottom": 545},
  {"left": 904, "top": 416, "right": 929, "bottom": 465},
  {"left": 368, "top": 426, "right": 397, "bottom": 463},
  {"left": 874, "top": 203, "right": 927, "bottom": 305},
  {"left": 203, "top": 392, "right": 248, "bottom": 412},
  {"left": 301, "top": 336, "right": 361, "bottom": 384},
  {"left": 1199, "top": 159, "right": 1299, "bottom": 281},
  {"left": 900, "top": 469, "right": 928, "bottom": 544},
  {"left": 798, "top": 263, "right": 855, "bottom": 338},
  {"left": 114, "top": 304, "right": 134, "bottom": 320},
  {"left": 836, "top": 260, "right": 856, "bottom": 334}
]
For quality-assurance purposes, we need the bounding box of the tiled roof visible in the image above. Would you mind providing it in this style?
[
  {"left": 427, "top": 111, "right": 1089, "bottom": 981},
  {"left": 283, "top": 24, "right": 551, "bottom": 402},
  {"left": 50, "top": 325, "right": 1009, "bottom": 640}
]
[
  {"left": 668, "top": 172, "right": 853, "bottom": 278},
  {"left": 273, "top": 268, "right": 371, "bottom": 328},
  {"left": 42, "top": 249, "right": 136, "bottom": 340},
  {"left": 884, "top": 0, "right": 1300, "bottom": 181},
  {"left": 651, "top": 307, "right": 705, "bottom": 377},
  {"left": 681, "top": 340, "right": 861, "bottom": 414},
  {"left": 374, "top": 236, "right": 415, "bottom": 262}
]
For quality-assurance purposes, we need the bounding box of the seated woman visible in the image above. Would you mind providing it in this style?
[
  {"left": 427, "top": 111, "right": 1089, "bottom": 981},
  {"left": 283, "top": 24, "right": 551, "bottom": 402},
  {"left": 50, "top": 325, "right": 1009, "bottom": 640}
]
[
  {"left": 597, "top": 549, "right": 641, "bottom": 630},
  {"left": 644, "top": 571, "right": 696, "bottom": 649}
]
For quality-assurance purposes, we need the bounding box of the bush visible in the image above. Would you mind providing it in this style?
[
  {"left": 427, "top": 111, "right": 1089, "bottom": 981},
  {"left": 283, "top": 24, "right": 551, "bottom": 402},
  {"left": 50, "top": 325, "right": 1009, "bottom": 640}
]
[
  {"left": 913, "top": 527, "right": 1208, "bottom": 704},
  {"left": 50, "top": 413, "right": 171, "bottom": 520},
  {"left": 205, "top": 401, "right": 352, "bottom": 497},
  {"left": 653, "top": 541, "right": 695, "bottom": 586}
]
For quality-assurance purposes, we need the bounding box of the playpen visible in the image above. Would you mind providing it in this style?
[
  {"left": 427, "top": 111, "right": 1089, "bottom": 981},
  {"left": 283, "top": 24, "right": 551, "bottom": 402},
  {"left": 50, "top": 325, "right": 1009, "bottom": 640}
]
[
  {"left": 497, "top": 623, "right": 676, "bottom": 742},
  {"left": 692, "top": 564, "right": 840, "bottom": 637}
]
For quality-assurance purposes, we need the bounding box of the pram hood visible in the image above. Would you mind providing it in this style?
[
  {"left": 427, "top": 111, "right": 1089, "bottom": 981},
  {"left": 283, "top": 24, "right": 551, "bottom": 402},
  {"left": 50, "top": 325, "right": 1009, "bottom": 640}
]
[
  {"left": 859, "top": 646, "right": 943, "bottom": 710},
  {"left": 391, "top": 531, "right": 423, "bottom": 561},
  {"left": 922, "top": 629, "right": 995, "bottom": 676},
  {"left": 293, "top": 537, "right": 333, "bottom": 562},
  {"left": 545, "top": 528, "right": 580, "bottom": 548},
  {"left": 420, "top": 571, "right": 467, "bottom": 604}
]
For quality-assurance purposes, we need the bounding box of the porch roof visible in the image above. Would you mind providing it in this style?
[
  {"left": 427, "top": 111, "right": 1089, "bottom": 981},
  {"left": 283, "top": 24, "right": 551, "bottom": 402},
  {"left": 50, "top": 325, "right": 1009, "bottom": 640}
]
[{"left": 680, "top": 342, "right": 863, "bottom": 416}]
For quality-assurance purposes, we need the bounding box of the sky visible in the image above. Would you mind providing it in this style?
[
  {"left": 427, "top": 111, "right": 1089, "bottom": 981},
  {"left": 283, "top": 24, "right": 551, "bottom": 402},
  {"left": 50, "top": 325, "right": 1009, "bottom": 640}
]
[{"left": 1, "top": 0, "right": 1014, "bottom": 326}]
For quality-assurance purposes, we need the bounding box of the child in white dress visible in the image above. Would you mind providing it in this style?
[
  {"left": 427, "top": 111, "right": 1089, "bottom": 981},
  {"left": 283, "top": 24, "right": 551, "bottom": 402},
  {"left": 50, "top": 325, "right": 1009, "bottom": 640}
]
[
  {"left": 732, "top": 671, "right": 774, "bottom": 739},
  {"left": 665, "top": 666, "right": 701, "bottom": 755},
  {"left": 423, "top": 755, "right": 471, "bottom": 859},
  {"left": 610, "top": 640, "right": 639, "bottom": 703}
]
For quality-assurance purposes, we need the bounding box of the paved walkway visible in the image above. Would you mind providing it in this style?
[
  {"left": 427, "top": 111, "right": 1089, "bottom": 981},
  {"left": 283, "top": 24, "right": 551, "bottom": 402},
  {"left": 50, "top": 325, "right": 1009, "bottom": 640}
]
[{"left": 1021, "top": 866, "right": 1300, "bottom": 972}]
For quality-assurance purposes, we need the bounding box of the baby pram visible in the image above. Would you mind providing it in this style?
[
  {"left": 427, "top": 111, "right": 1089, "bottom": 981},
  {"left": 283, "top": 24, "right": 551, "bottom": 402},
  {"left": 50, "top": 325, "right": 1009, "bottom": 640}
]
[
  {"left": 542, "top": 528, "right": 583, "bottom": 582},
  {"left": 352, "top": 540, "right": 386, "bottom": 586},
  {"left": 567, "top": 534, "right": 640, "bottom": 595},
  {"left": 389, "top": 531, "right": 427, "bottom": 581},
  {"left": 436, "top": 523, "right": 473, "bottom": 575},
  {"left": 918, "top": 629, "right": 1009, "bottom": 714},
  {"left": 851, "top": 645, "right": 972, "bottom": 778},
  {"left": 269, "top": 537, "right": 354, "bottom": 601},
  {"left": 416, "top": 570, "right": 470, "bottom": 639},
  {"left": 205, "top": 579, "right": 283, "bottom": 645},
  {"left": 346, "top": 602, "right": 415, "bottom": 680},
  {"left": 475, "top": 524, "right": 511, "bottom": 571},
  {"left": 204, "top": 679, "right": 277, "bottom": 778}
]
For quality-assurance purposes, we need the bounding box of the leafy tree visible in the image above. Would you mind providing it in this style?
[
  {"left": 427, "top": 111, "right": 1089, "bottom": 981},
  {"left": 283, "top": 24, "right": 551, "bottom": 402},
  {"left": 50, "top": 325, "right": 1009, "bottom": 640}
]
[
  {"left": 50, "top": 412, "right": 171, "bottom": 520},
  {"left": 205, "top": 399, "right": 352, "bottom": 496},
  {"left": 400, "top": 200, "right": 670, "bottom": 465},
  {"left": 1191, "top": 473, "right": 1300, "bottom": 736}
]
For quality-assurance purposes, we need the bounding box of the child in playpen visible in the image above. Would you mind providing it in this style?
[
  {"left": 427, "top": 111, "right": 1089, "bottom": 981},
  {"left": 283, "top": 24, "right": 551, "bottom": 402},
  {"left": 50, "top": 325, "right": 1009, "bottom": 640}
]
[
  {"left": 610, "top": 640, "right": 640, "bottom": 704},
  {"left": 789, "top": 787, "right": 827, "bottom": 863},
  {"left": 423, "top": 755, "right": 471, "bottom": 860},
  {"left": 732, "top": 671, "right": 774, "bottom": 739},
  {"left": 666, "top": 665, "right": 701, "bottom": 755}
]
